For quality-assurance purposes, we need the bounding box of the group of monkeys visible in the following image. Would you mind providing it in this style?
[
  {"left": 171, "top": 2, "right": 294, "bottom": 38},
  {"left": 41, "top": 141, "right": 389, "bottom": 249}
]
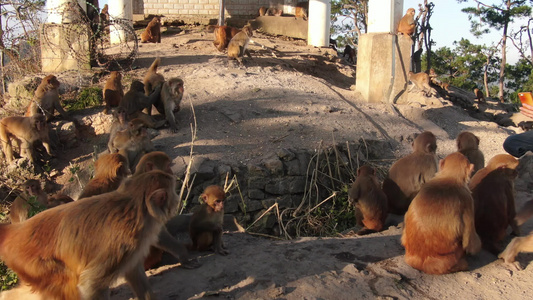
[{"left": 349, "top": 130, "right": 533, "bottom": 274}]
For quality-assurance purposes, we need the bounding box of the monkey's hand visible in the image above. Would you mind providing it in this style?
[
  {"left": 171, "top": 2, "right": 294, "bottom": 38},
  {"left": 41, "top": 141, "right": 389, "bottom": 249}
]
[{"left": 180, "top": 257, "right": 202, "bottom": 269}]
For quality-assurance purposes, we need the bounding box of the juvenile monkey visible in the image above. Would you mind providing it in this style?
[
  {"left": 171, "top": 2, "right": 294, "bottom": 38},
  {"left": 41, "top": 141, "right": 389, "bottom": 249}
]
[
  {"left": 9, "top": 179, "right": 48, "bottom": 223},
  {"left": 408, "top": 71, "right": 434, "bottom": 97},
  {"left": 25, "top": 75, "right": 68, "bottom": 121},
  {"left": 107, "top": 107, "right": 128, "bottom": 152},
  {"left": 469, "top": 154, "right": 520, "bottom": 255},
  {"left": 112, "top": 119, "right": 156, "bottom": 171},
  {"left": 0, "top": 171, "right": 178, "bottom": 299},
  {"left": 153, "top": 77, "right": 184, "bottom": 133},
  {"left": 397, "top": 8, "right": 416, "bottom": 36},
  {"left": 140, "top": 16, "right": 162, "bottom": 43},
  {"left": 213, "top": 25, "right": 240, "bottom": 52},
  {"left": 474, "top": 88, "right": 486, "bottom": 103},
  {"left": 0, "top": 114, "right": 52, "bottom": 163},
  {"left": 78, "top": 153, "right": 130, "bottom": 199},
  {"left": 103, "top": 71, "right": 124, "bottom": 114},
  {"left": 227, "top": 25, "right": 254, "bottom": 63},
  {"left": 143, "top": 57, "right": 165, "bottom": 96},
  {"left": 456, "top": 131, "right": 485, "bottom": 175},
  {"left": 402, "top": 152, "right": 480, "bottom": 274},
  {"left": 382, "top": 131, "right": 438, "bottom": 215},
  {"left": 119, "top": 80, "right": 164, "bottom": 128},
  {"left": 348, "top": 165, "right": 388, "bottom": 235},
  {"left": 343, "top": 45, "right": 356, "bottom": 64},
  {"left": 189, "top": 185, "right": 229, "bottom": 255}
]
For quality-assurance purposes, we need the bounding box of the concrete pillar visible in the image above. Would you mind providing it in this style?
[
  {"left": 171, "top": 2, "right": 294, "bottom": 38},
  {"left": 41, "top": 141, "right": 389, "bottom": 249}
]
[
  {"left": 109, "top": 0, "right": 133, "bottom": 45},
  {"left": 46, "top": 0, "right": 87, "bottom": 24},
  {"left": 307, "top": 0, "right": 331, "bottom": 47},
  {"left": 355, "top": 0, "right": 412, "bottom": 104}
]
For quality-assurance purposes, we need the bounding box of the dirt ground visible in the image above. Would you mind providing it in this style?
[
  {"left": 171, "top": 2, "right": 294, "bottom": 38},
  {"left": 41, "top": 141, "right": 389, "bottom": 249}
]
[{"left": 10, "top": 25, "right": 533, "bottom": 299}]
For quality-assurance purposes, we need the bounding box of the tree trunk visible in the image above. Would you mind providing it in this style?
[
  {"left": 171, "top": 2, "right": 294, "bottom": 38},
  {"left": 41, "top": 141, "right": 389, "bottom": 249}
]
[{"left": 498, "top": 1, "right": 510, "bottom": 103}]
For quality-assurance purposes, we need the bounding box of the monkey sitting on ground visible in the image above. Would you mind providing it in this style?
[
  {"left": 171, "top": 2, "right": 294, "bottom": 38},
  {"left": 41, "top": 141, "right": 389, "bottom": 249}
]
[
  {"left": 143, "top": 57, "right": 165, "bottom": 96},
  {"left": 78, "top": 153, "right": 130, "bottom": 199},
  {"left": 213, "top": 25, "right": 240, "bottom": 52},
  {"left": 402, "top": 152, "right": 481, "bottom": 274},
  {"left": 119, "top": 80, "right": 164, "bottom": 129},
  {"left": 0, "top": 114, "right": 52, "bottom": 163},
  {"left": 25, "top": 75, "right": 68, "bottom": 121},
  {"left": 103, "top": 71, "right": 124, "bottom": 114},
  {"left": 343, "top": 45, "right": 356, "bottom": 64},
  {"left": 9, "top": 179, "right": 48, "bottom": 223},
  {"left": 348, "top": 165, "right": 388, "bottom": 235},
  {"left": 111, "top": 119, "right": 156, "bottom": 171},
  {"left": 153, "top": 77, "right": 184, "bottom": 133},
  {"left": 189, "top": 185, "right": 229, "bottom": 255},
  {"left": 107, "top": 107, "right": 128, "bottom": 152},
  {"left": 474, "top": 88, "right": 486, "bottom": 103},
  {"left": 140, "top": 16, "right": 161, "bottom": 43},
  {"left": 0, "top": 171, "right": 178, "bottom": 299},
  {"left": 382, "top": 131, "right": 438, "bottom": 215},
  {"left": 469, "top": 154, "right": 520, "bottom": 255},
  {"left": 408, "top": 71, "right": 434, "bottom": 97},
  {"left": 456, "top": 131, "right": 485, "bottom": 175},
  {"left": 134, "top": 152, "right": 201, "bottom": 270},
  {"left": 227, "top": 25, "right": 254, "bottom": 64},
  {"left": 397, "top": 8, "right": 416, "bottom": 36}
]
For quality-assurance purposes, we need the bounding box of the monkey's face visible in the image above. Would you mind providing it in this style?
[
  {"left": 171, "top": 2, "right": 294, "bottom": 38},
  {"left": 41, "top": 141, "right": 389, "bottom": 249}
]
[
  {"left": 46, "top": 75, "right": 60, "bottom": 89},
  {"left": 407, "top": 8, "right": 415, "bottom": 15},
  {"left": 169, "top": 79, "right": 184, "bottom": 96},
  {"left": 26, "top": 183, "right": 40, "bottom": 196},
  {"left": 211, "top": 197, "right": 225, "bottom": 212},
  {"left": 33, "top": 115, "right": 46, "bottom": 131}
]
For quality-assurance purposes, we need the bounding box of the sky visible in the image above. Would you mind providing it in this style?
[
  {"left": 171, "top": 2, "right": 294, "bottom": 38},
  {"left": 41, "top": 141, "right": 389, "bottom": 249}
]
[{"left": 403, "top": 0, "right": 527, "bottom": 64}]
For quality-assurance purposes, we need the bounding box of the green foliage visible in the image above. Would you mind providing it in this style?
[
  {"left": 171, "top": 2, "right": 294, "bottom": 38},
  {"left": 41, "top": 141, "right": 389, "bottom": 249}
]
[
  {"left": 26, "top": 195, "right": 47, "bottom": 218},
  {"left": 506, "top": 59, "right": 533, "bottom": 103},
  {"left": 331, "top": 0, "right": 368, "bottom": 45},
  {"left": 0, "top": 261, "right": 18, "bottom": 291},
  {"left": 65, "top": 87, "right": 103, "bottom": 110},
  {"left": 309, "top": 185, "right": 356, "bottom": 236}
]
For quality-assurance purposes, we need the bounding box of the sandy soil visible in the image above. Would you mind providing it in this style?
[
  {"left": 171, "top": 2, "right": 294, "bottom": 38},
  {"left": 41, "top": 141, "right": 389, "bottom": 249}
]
[{"left": 22, "top": 25, "right": 533, "bottom": 299}]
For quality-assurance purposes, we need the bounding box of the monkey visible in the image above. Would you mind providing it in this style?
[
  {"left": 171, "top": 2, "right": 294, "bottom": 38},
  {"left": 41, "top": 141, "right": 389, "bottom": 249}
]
[
  {"left": 46, "top": 193, "right": 74, "bottom": 208},
  {"left": 402, "top": 152, "right": 481, "bottom": 275},
  {"left": 382, "top": 131, "right": 438, "bottom": 215},
  {"left": 25, "top": 75, "right": 68, "bottom": 121},
  {"left": 0, "top": 170, "right": 178, "bottom": 299},
  {"left": 0, "top": 114, "right": 52, "bottom": 163},
  {"left": 397, "top": 8, "right": 416, "bottom": 36},
  {"left": 107, "top": 107, "right": 128, "bottom": 153},
  {"left": 499, "top": 231, "right": 533, "bottom": 270},
  {"left": 295, "top": 2, "right": 308, "bottom": 20},
  {"left": 408, "top": 71, "right": 434, "bottom": 97},
  {"left": 515, "top": 199, "right": 533, "bottom": 227},
  {"left": 348, "top": 165, "right": 388, "bottom": 235},
  {"left": 213, "top": 25, "right": 240, "bottom": 52},
  {"left": 456, "top": 131, "right": 485, "bottom": 175},
  {"left": 189, "top": 185, "right": 229, "bottom": 255},
  {"left": 133, "top": 151, "right": 201, "bottom": 270},
  {"left": 9, "top": 179, "right": 48, "bottom": 223},
  {"left": 118, "top": 80, "right": 165, "bottom": 129},
  {"left": 440, "top": 82, "right": 451, "bottom": 92},
  {"left": 469, "top": 154, "right": 520, "bottom": 255},
  {"left": 100, "top": 4, "right": 109, "bottom": 23},
  {"left": 266, "top": 7, "right": 283, "bottom": 16},
  {"left": 152, "top": 77, "right": 184, "bottom": 133},
  {"left": 259, "top": 6, "right": 267, "bottom": 16},
  {"left": 474, "top": 88, "right": 486, "bottom": 103},
  {"left": 227, "top": 25, "right": 254, "bottom": 64},
  {"left": 140, "top": 16, "right": 161, "bottom": 43},
  {"left": 143, "top": 57, "right": 165, "bottom": 96},
  {"left": 113, "top": 119, "right": 156, "bottom": 171},
  {"left": 103, "top": 71, "right": 124, "bottom": 114},
  {"left": 78, "top": 153, "right": 130, "bottom": 200},
  {"left": 428, "top": 68, "right": 437, "bottom": 79},
  {"left": 343, "top": 45, "right": 356, "bottom": 64}
]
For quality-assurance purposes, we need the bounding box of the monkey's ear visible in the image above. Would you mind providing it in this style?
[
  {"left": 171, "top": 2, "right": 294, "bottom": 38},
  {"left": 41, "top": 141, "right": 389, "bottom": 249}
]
[
  {"left": 146, "top": 188, "right": 169, "bottom": 219},
  {"left": 475, "top": 135, "right": 480, "bottom": 145},
  {"left": 468, "top": 163, "right": 474, "bottom": 175},
  {"left": 439, "top": 158, "right": 446, "bottom": 170},
  {"left": 199, "top": 193, "right": 207, "bottom": 204}
]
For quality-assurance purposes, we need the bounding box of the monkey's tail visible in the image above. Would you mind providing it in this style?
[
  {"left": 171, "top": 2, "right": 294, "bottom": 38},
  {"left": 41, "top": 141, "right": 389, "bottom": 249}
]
[
  {"left": 148, "top": 57, "right": 161, "bottom": 73},
  {"left": 516, "top": 199, "right": 533, "bottom": 226}
]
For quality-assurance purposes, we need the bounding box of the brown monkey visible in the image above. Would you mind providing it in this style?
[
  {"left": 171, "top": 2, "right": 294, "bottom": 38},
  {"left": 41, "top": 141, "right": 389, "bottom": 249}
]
[
  {"left": 456, "top": 131, "right": 485, "bottom": 175},
  {"left": 140, "top": 16, "right": 161, "bottom": 43},
  {"left": 107, "top": 107, "right": 128, "bottom": 152},
  {"left": 259, "top": 6, "right": 267, "bottom": 16},
  {"left": 440, "top": 82, "right": 451, "bottom": 92},
  {"left": 213, "top": 25, "right": 240, "bottom": 52},
  {"left": 383, "top": 131, "right": 438, "bottom": 215},
  {"left": 47, "top": 193, "right": 74, "bottom": 208},
  {"left": 189, "top": 185, "right": 229, "bottom": 255},
  {"left": 266, "top": 7, "right": 283, "bottom": 16},
  {"left": 113, "top": 119, "right": 156, "bottom": 171},
  {"left": 153, "top": 77, "right": 184, "bottom": 133},
  {"left": 0, "top": 114, "right": 52, "bottom": 163},
  {"left": 474, "top": 88, "right": 486, "bottom": 103},
  {"left": 118, "top": 80, "right": 164, "bottom": 128},
  {"left": 143, "top": 57, "right": 165, "bottom": 96},
  {"left": 499, "top": 231, "right": 533, "bottom": 270},
  {"left": 103, "top": 71, "right": 124, "bottom": 114},
  {"left": 78, "top": 153, "right": 130, "bottom": 199},
  {"left": 0, "top": 171, "right": 178, "bottom": 299},
  {"left": 408, "top": 71, "right": 434, "bottom": 96},
  {"left": 469, "top": 154, "right": 520, "bottom": 254},
  {"left": 295, "top": 2, "right": 308, "bottom": 20},
  {"left": 133, "top": 151, "right": 201, "bottom": 270},
  {"left": 343, "top": 45, "right": 356, "bottom": 64},
  {"left": 227, "top": 25, "right": 254, "bottom": 63},
  {"left": 25, "top": 75, "right": 68, "bottom": 121},
  {"left": 402, "top": 152, "right": 481, "bottom": 275},
  {"left": 397, "top": 8, "right": 416, "bottom": 36},
  {"left": 348, "top": 165, "right": 388, "bottom": 235},
  {"left": 9, "top": 179, "right": 48, "bottom": 223}
]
